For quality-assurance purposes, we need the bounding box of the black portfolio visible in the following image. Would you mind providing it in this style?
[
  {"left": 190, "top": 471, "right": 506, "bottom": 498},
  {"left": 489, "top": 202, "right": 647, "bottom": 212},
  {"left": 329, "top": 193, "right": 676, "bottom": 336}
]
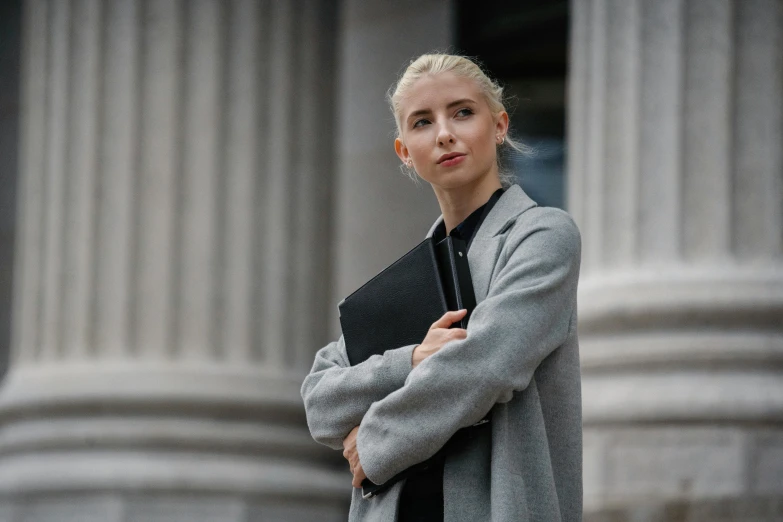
[
  {"left": 338, "top": 236, "right": 475, "bottom": 366},
  {"left": 338, "top": 236, "right": 488, "bottom": 498}
]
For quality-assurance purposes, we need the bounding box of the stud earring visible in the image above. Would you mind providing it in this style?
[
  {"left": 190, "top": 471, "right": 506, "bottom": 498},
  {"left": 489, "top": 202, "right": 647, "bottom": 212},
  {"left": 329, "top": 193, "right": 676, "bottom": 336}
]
[{"left": 407, "top": 159, "right": 413, "bottom": 168}]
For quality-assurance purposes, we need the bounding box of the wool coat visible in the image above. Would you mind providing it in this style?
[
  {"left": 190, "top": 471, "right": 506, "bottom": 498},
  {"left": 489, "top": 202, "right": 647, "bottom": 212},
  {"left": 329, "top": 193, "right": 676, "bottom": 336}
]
[{"left": 301, "top": 184, "right": 583, "bottom": 521}]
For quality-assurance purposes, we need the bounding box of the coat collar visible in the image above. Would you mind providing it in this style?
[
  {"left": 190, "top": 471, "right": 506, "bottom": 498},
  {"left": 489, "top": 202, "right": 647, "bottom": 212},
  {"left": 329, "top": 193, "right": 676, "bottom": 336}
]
[{"left": 424, "top": 184, "right": 538, "bottom": 240}]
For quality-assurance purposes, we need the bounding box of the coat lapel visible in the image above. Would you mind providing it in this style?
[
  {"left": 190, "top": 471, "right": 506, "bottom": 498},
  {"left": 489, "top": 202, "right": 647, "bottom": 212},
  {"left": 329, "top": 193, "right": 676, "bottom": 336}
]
[{"left": 425, "top": 185, "right": 538, "bottom": 303}]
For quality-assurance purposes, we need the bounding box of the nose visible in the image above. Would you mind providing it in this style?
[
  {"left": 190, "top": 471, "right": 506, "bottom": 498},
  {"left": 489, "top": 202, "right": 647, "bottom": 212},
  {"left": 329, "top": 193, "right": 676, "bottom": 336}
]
[{"left": 436, "top": 124, "right": 456, "bottom": 147}]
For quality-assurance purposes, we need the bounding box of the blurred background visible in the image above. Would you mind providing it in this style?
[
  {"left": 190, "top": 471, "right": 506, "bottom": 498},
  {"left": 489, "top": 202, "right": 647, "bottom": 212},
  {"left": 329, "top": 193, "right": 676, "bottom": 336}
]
[{"left": 0, "top": 0, "right": 781, "bottom": 520}]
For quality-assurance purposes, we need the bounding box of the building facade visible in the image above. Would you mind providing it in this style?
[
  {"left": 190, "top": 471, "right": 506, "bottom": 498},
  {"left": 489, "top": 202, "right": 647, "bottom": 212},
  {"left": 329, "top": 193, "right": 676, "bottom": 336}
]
[{"left": 0, "top": 0, "right": 780, "bottom": 520}]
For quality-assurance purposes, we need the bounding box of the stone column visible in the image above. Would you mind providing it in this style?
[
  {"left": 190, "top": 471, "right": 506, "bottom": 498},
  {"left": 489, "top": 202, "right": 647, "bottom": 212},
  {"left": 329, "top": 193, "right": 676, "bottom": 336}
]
[
  {"left": 0, "top": 0, "right": 345, "bottom": 520},
  {"left": 569, "top": 0, "right": 783, "bottom": 519},
  {"left": 331, "top": 0, "right": 453, "bottom": 337}
]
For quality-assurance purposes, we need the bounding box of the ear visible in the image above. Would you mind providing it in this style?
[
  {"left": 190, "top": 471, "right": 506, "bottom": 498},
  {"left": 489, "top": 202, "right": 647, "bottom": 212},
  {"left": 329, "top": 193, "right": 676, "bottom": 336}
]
[
  {"left": 495, "top": 111, "right": 509, "bottom": 140},
  {"left": 394, "top": 137, "right": 409, "bottom": 164}
]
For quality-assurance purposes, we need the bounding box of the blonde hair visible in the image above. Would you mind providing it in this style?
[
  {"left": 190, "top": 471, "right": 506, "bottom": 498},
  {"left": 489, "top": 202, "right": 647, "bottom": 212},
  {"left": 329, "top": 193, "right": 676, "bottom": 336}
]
[{"left": 388, "top": 53, "right": 530, "bottom": 188}]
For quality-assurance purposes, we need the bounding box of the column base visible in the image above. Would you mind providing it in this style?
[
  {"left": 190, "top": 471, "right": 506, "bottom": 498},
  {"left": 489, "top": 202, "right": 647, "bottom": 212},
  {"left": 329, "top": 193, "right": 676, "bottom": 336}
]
[
  {"left": 585, "top": 495, "right": 783, "bottom": 522},
  {"left": 0, "top": 491, "right": 348, "bottom": 522},
  {"left": 0, "top": 363, "right": 350, "bottom": 519},
  {"left": 583, "top": 425, "right": 783, "bottom": 521}
]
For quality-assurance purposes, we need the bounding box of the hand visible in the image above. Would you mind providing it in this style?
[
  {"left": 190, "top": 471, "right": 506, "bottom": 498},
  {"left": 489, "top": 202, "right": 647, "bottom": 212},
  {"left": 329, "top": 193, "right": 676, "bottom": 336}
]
[
  {"left": 343, "top": 425, "right": 367, "bottom": 488},
  {"left": 412, "top": 309, "right": 468, "bottom": 369}
]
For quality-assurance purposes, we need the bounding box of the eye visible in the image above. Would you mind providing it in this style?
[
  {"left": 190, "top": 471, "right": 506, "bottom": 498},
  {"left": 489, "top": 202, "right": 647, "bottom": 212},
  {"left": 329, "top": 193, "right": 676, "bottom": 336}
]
[
  {"left": 413, "top": 118, "right": 431, "bottom": 128},
  {"left": 456, "top": 108, "right": 473, "bottom": 117}
]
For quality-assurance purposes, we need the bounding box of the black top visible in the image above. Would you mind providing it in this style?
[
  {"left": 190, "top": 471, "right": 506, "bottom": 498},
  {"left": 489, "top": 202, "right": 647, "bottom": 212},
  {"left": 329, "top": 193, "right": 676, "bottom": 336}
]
[
  {"left": 397, "top": 187, "right": 505, "bottom": 522},
  {"left": 431, "top": 187, "right": 505, "bottom": 248}
]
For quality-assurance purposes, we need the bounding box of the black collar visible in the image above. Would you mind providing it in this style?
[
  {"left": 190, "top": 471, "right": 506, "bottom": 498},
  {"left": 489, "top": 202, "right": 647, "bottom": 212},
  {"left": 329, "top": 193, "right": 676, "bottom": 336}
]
[{"left": 432, "top": 187, "right": 505, "bottom": 251}]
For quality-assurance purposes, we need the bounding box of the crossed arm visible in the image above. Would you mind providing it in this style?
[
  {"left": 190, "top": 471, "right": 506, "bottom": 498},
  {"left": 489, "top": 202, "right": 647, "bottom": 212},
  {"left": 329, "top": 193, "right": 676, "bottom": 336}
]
[
  {"left": 301, "top": 210, "right": 581, "bottom": 486},
  {"left": 300, "top": 336, "right": 417, "bottom": 451}
]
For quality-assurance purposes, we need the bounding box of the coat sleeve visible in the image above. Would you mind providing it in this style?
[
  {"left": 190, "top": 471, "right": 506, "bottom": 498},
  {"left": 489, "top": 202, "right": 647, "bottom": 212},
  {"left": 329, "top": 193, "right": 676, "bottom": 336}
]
[
  {"left": 356, "top": 209, "right": 581, "bottom": 484},
  {"left": 300, "top": 334, "right": 417, "bottom": 451}
]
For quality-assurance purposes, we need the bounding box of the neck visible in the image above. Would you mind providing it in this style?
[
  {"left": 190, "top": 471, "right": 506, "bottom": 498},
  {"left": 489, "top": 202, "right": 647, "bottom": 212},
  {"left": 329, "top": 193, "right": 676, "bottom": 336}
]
[{"left": 434, "top": 172, "right": 503, "bottom": 235}]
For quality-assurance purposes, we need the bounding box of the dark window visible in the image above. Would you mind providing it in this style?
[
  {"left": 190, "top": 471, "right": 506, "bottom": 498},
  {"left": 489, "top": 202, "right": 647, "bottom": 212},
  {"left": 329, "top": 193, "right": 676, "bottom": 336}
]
[{"left": 456, "top": 0, "right": 568, "bottom": 209}]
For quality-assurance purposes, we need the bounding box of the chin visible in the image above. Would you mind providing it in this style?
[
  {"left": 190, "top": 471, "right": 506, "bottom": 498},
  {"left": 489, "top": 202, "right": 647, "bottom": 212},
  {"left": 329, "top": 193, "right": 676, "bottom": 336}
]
[
  {"left": 428, "top": 169, "right": 486, "bottom": 191},
  {"left": 428, "top": 176, "right": 471, "bottom": 191}
]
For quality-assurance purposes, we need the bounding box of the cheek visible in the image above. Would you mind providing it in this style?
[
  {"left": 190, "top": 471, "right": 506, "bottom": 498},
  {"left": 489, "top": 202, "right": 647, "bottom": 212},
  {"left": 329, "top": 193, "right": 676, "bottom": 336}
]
[
  {"left": 467, "top": 127, "right": 495, "bottom": 156},
  {"left": 459, "top": 119, "right": 492, "bottom": 147},
  {"left": 406, "top": 135, "right": 431, "bottom": 161}
]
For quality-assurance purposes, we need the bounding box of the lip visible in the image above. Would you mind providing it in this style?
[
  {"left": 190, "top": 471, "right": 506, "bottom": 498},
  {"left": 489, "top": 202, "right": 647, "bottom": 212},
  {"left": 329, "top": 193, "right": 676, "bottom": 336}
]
[{"left": 437, "top": 152, "right": 466, "bottom": 165}]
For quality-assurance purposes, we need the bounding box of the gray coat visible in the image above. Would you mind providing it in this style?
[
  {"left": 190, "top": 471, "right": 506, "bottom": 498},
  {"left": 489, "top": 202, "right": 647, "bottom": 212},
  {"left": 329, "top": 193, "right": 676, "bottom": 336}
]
[{"left": 301, "top": 185, "right": 582, "bottom": 521}]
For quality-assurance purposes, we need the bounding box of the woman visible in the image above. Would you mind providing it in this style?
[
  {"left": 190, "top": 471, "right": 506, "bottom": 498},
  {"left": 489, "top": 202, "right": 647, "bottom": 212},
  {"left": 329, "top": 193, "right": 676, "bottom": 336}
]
[{"left": 301, "top": 54, "right": 582, "bottom": 522}]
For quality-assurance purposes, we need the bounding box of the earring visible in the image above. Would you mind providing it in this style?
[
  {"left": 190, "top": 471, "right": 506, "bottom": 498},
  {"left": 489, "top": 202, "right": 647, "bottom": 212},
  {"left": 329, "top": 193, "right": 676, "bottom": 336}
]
[
  {"left": 497, "top": 136, "right": 505, "bottom": 145},
  {"left": 407, "top": 159, "right": 413, "bottom": 168}
]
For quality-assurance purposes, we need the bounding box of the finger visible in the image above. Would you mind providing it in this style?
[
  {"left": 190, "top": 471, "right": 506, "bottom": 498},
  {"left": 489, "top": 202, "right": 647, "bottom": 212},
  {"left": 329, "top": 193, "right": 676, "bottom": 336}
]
[
  {"left": 431, "top": 309, "right": 467, "bottom": 329},
  {"left": 352, "top": 464, "right": 366, "bottom": 488},
  {"left": 450, "top": 328, "right": 468, "bottom": 339}
]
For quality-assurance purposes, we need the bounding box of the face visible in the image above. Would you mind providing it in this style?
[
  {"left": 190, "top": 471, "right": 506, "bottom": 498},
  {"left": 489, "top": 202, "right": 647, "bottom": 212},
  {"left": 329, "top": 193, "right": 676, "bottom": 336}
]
[{"left": 395, "top": 72, "right": 509, "bottom": 191}]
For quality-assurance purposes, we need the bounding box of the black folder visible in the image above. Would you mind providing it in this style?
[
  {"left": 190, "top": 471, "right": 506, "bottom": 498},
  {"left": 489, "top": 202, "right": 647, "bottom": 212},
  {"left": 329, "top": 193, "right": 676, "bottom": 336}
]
[
  {"left": 338, "top": 236, "right": 475, "bottom": 366},
  {"left": 338, "top": 236, "right": 487, "bottom": 498}
]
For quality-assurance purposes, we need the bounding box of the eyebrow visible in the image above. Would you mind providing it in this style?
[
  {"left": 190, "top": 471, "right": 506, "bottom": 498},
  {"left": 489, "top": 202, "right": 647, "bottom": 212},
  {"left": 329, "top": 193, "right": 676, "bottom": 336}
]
[{"left": 406, "top": 98, "right": 477, "bottom": 123}]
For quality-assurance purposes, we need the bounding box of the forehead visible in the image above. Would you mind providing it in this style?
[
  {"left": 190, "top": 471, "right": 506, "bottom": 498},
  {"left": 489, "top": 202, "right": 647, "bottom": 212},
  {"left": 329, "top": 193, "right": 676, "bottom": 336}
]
[{"left": 399, "top": 72, "right": 484, "bottom": 115}]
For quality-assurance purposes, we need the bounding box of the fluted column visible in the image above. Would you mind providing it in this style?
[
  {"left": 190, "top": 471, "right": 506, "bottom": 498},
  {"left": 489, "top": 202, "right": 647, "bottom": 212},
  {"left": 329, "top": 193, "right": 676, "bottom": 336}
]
[
  {"left": 332, "top": 0, "right": 451, "bottom": 337},
  {"left": 1, "top": 0, "right": 344, "bottom": 519},
  {"left": 570, "top": 0, "right": 783, "bottom": 519}
]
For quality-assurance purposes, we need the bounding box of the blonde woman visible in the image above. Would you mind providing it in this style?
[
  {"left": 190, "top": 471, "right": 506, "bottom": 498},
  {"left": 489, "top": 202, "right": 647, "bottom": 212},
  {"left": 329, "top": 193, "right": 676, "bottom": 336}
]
[{"left": 301, "top": 53, "right": 582, "bottom": 522}]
